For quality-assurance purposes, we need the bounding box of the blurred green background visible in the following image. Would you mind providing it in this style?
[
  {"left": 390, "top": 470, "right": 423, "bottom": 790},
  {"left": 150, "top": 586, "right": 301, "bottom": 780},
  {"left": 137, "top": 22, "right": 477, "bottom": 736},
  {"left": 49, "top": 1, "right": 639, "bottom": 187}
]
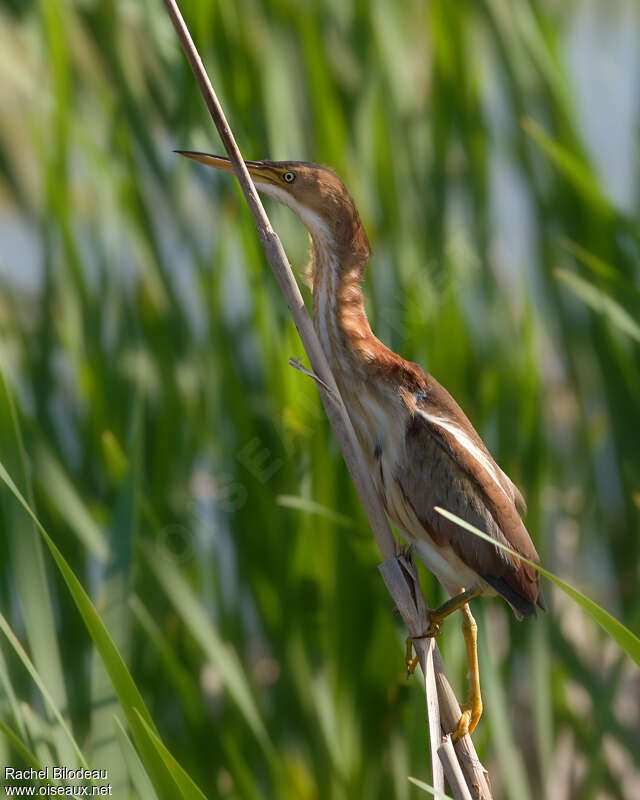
[{"left": 0, "top": 0, "right": 639, "bottom": 798}]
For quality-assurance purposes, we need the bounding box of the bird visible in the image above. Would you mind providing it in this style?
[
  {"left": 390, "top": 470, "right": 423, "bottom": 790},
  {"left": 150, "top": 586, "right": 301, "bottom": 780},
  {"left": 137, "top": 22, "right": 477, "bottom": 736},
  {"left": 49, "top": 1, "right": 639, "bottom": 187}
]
[{"left": 178, "top": 151, "right": 545, "bottom": 739}]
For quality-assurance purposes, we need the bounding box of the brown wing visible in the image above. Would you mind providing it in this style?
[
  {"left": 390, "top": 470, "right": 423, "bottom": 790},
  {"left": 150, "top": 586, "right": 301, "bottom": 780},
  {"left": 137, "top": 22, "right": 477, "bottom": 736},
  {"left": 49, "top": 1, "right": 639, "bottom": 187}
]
[{"left": 400, "top": 376, "right": 542, "bottom": 618}]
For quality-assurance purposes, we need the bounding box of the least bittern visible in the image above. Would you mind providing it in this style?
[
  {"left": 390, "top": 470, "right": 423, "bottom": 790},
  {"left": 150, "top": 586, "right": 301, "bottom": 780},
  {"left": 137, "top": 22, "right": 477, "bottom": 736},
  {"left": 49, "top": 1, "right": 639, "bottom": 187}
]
[{"left": 179, "top": 152, "right": 545, "bottom": 738}]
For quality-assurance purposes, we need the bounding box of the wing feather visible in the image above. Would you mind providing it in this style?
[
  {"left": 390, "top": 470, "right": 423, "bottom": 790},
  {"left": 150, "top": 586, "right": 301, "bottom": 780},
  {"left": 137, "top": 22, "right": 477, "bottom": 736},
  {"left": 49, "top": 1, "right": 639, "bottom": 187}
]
[{"left": 400, "top": 378, "right": 541, "bottom": 617}]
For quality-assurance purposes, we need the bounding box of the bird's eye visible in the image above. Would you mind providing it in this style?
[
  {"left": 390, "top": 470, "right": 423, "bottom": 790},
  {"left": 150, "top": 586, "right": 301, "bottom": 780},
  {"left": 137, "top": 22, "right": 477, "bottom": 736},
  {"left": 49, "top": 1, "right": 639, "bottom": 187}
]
[{"left": 283, "top": 171, "right": 296, "bottom": 183}]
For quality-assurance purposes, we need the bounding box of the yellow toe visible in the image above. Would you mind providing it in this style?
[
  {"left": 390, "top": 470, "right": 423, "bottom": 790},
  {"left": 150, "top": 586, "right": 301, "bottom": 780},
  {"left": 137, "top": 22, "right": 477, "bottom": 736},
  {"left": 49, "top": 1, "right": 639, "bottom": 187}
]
[{"left": 452, "top": 709, "right": 471, "bottom": 741}]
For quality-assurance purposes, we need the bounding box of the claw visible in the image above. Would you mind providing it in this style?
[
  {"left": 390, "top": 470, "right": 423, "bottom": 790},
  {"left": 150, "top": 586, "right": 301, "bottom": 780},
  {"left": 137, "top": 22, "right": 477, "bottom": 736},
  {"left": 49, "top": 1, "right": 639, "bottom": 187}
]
[
  {"left": 451, "top": 695, "right": 482, "bottom": 740},
  {"left": 405, "top": 636, "right": 420, "bottom": 678},
  {"left": 406, "top": 656, "right": 419, "bottom": 679},
  {"left": 424, "top": 620, "right": 442, "bottom": 638},
  {"left": 452, "top": 710, "right": 471, "bottom": 741}
]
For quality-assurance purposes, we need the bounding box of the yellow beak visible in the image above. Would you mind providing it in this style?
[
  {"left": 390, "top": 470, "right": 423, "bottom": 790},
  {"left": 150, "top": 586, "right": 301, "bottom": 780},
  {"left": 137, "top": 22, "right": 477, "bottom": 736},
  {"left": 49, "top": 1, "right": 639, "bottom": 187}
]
[{"left": 175, "top": 151, "right": 280, "bottom": 185}]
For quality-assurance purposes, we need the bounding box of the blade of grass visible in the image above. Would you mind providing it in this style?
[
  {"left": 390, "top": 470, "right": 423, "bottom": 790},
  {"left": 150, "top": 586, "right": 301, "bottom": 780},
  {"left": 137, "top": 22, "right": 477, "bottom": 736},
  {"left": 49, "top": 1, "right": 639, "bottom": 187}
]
[
  {"left": 0, "top": 719, "right": 56, "bottom": 786},
  {"left": 389, "top": 730, "right": 410, "bottom": 800},
  {"left": 140, "top": 539, "right": 275, "bottom": 763},
  {"left": 557, "top": 237, "right": 634, "bottom": 289},
  {"left": 477, "top": 619, "right": 531, "bottom": 800},
  {"left": 18, "top": 703, "right": 59, "bottom": 773},
  {"left": 0, "top": 369, "right": 76, "bottom": 767},
  {"left": 521, "top": 117, "right": 613, "bottom": 215},
  {"left": 129, "top": 596, "right": 204, "bottom": 726},
  {"left": 0, "top": 459, "right": 179, "bottom": 799},
  {"left": 434, "top": 507, "right": 640, "bottom": 666},
  {"left": 0, "top": 612, "right": 89, "bottom": 770},
  {"left": 554, "top": 268, "right": 640, "bottom": 343},
  {"left": 407, "top": 776, "right": 455, "bottom": 799},
  {"left": 530, "top": 621, "right": 553, "bottom": 789},
  {"left": 35, "top": 446, "right": 108, "bottom": 562},
  {"left": 113, "top": 716, "right": 160, "bottom": 800},
  {"left": 89, "top": 396, "right": 142, "bottom": 793},
  {"left": 133, "top": 710, "right": 209, "bottom": 800},
  {"left": 0, "top": 636, "right": 27, "bottom": 742},
  {"left": 275, "top": 494, "right": 354, "bottom": 528}
]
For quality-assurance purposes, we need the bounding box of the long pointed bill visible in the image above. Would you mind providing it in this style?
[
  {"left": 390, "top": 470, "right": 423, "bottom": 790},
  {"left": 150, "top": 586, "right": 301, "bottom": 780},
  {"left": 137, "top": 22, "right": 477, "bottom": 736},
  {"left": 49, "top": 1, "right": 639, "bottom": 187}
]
[{"left": 175, "top": 151, "right": 280, "bottom": 186}]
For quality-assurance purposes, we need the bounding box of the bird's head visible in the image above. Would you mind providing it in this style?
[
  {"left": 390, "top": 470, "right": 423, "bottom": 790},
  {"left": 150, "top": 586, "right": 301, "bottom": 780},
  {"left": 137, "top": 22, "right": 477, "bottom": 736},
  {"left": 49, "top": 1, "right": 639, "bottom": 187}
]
[{"left": 176, "top": 152, "right": 368, "bottom": 257}]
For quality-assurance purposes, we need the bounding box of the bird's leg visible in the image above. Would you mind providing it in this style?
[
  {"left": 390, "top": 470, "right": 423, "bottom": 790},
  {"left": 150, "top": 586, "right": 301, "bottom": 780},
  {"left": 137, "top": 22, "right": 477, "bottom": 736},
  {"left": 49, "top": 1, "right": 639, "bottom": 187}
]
[
  {"left": 405, "top": 588, "right": 481, "bottom": 677},
  {"left": 424, "top": 588, "right": 481, "bottom": 637},
  {"left": 452, "top": 603, "right": 483, "bottom": 740}
]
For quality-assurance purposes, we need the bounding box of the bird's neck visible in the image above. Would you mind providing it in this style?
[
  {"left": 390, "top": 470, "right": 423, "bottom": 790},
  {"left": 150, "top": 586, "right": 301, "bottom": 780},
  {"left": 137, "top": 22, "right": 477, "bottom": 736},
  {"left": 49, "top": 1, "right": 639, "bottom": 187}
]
[
  {"left": 309, "top": 228, "right": 388, "bottom": 380},
  {"left": 308, "top": 222, "right": 420, "bottom": 463}
]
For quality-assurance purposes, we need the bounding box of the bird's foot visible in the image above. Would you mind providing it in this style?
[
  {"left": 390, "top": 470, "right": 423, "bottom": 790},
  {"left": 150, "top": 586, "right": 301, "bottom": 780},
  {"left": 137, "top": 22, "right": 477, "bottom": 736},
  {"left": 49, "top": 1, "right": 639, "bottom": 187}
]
[
  {"left": 452, "top": 709, "right": 471, "bottom": 741},
  {"left": 452, "top": 692, "right": 483, "bottom": 740},
  {"left": 405, "top": 590, "right": 481, "bottom": 681},
  {"left": 424, "top": 618, "right": 442, "bottom": 638},
  {"left": 405, "top": 624, "right": 442, "bottom": 679}
]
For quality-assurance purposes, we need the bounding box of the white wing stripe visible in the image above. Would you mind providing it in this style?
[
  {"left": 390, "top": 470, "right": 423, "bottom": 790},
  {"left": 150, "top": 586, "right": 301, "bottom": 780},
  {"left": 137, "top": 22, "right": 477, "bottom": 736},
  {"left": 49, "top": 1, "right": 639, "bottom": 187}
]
[{"left": 417, "top": 409, "right": 511, "bottom": 501}]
